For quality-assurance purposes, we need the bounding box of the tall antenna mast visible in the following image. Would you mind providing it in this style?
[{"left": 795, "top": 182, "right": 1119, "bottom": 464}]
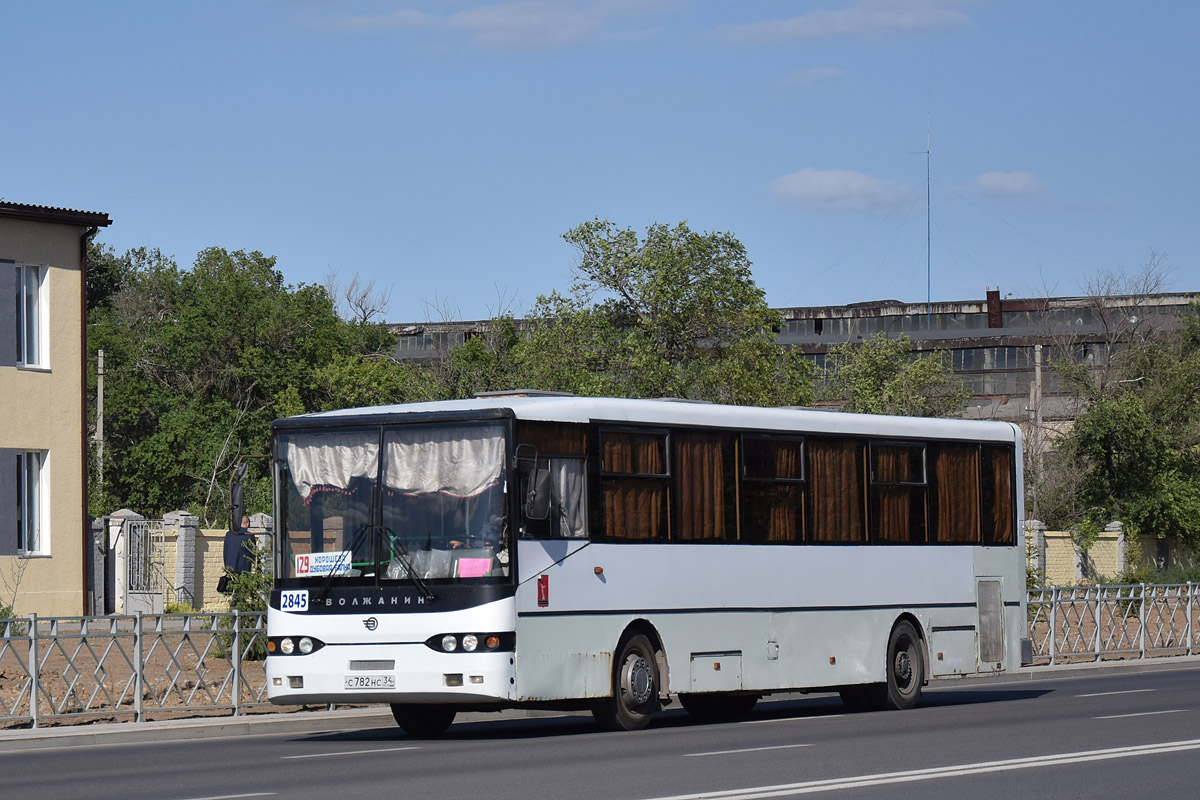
[{"left": 925, "top": 116, "right": 932, "bottom": 324}]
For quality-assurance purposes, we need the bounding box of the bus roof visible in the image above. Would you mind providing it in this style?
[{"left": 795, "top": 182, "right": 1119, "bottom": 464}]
[{"left": 275, "top": 395, "right": 1020, "bottom": 444}]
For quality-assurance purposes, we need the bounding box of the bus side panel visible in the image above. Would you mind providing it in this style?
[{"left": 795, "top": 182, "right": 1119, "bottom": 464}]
[
  {"left": 513, "top": 614, "right": 623, "bottom": 702},
  {"left": 513, "top": 541, "right": 1005, "bottom": 698}
]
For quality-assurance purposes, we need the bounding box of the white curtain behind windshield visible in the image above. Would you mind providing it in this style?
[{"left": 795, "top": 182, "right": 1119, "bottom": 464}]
[
  {"left": 383, "top": 425, "right": 503, "bottom": 497},
  {"left": 285, "top": 431, "right": 379, "bottom": 502}
]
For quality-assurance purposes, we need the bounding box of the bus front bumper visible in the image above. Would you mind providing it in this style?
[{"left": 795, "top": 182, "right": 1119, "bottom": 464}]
[{"left": 266, "top": 643, "right": 516, "bottom": 706}]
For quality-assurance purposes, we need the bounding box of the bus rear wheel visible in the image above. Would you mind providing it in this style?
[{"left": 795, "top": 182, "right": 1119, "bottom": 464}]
[
  {"left": 390, "top": 703, "right": 456, "bottom": 736},
  {"left": 867, "top": 620, "right": 924, "bottom": 710},
  {"left": 679, "top": 693, "right": 759, "bottom": 720},
  {"left": 593, "top": 633, "right": 658, "bottom": 731}
]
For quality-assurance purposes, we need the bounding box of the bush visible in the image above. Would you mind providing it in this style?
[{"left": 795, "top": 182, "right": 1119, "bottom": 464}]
[{"left": 217, "top": 537, "right": 272, "bottom": 661}]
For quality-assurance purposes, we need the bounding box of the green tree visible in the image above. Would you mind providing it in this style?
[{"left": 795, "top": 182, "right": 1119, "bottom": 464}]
[
  {"left": 824, "top": 333, "right": 968, "bottom": 417},
  {"left": 1048, "top": 303, "right": 1200, "bottom": 547},
  {"left": 88, "top": 245, "right": 398, "bottom": 524},
  {"left": 515, "top": 219, "right": 813, "bottom": 405}
]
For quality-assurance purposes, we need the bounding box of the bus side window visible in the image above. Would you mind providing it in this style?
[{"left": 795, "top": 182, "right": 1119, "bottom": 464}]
[{"left": 521, "top": 456, "right": 588, "bottom": 539}]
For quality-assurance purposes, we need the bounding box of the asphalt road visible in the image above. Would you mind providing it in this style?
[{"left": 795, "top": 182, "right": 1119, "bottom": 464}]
[{"left": 3, "top": 662, "right": 1199, "bottom": 800}]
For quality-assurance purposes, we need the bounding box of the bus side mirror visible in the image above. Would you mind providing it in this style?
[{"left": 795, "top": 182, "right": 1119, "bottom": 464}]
[{"left": 524, "top": 468, "right": 552, "bottom": 521}]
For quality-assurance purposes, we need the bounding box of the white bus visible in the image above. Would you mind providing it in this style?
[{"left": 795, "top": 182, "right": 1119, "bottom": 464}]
[{"left": 265, "top": 393, "right": 1028, "bottom": 734}]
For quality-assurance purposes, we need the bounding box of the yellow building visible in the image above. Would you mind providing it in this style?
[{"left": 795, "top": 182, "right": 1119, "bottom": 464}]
[{"left": 1, "top": 201, "right": 111, "bottom": 616}]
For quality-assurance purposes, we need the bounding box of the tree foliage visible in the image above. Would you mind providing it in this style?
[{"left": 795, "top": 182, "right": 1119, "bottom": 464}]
[
  {"left": 1047, "top": 303, "right": 1200, "bottom": 546},
  {"left": 87, "top": 243, "right": 404, "bottom": 525},
  {"left": 823, "top": 333, "right": 968, "bottom": 417},
  {"left": 517, "top": 219, "right": 813, "bottom": 405}
]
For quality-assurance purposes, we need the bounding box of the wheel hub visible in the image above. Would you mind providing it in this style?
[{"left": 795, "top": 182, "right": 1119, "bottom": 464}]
[
  {"left": 623, "top": 654, "right": 654, "bottom": 705},
  {"left": 895, "top": 649, "right": 913, "bottom": 687}
]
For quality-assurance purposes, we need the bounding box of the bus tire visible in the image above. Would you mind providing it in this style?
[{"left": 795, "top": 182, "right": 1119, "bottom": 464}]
[
  {"left": 390, "top": 703, "right": 456, "bottom": 736},
  {"left": 679, "top": 693, "right": 759, "bottom": 720},
  {"left": 593, "top": 633, "right": 659, "bottom": 731},
  {"left": 867, "top": 620, "right": 924, "bottom": 710}
]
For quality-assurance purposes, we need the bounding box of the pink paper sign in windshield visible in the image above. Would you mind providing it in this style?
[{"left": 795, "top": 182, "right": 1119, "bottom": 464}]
[{"left": 455, "top": 558, "right": 492, "bottom": 578}]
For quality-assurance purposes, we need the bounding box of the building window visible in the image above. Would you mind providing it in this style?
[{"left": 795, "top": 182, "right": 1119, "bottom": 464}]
[
  {"left": 15, "top": 264, "right": 47, "bottom": 368},
  {"left": 16, "top": 451, "right": 47, "bottom": 555}
]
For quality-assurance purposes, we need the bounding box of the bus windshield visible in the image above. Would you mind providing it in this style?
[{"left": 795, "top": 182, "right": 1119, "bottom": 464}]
[{"left": 276, "top": 422, "right": 510, "bottom": 582}]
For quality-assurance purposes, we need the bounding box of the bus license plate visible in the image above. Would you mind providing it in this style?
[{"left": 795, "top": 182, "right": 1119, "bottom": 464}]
[
  {"left": 279, "top": 590, "right": 309, "bottom": 612},
  {"left": 345, "top": 675, "right": 395, "bottom": 690}
]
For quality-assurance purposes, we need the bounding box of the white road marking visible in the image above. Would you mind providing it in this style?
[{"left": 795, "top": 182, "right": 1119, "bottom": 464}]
[
  {"left": 741, "top": 716, "right": 843, "bottom": 725},
  {"left": 641, "top": 738, "right": 1200, "bottom": 799},
  {"left": 686, "top": 744, "right": 814, "bottom": 757},
  {"left": 175, "top": 794, "right": 275, "bottom": 800},
  {"left": 1093, "top": 709, "right": 1186, "bottom": 720},
  {"left": 281, "top": 746, "right": 420, "bottom": 760},
  {"left": 1077, "top": 689, "right": 1156, "bottom": 698}
]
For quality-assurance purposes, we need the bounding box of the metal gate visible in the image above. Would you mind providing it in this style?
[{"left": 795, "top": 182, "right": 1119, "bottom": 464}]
[{"left": 125, "top": 518, "right": 165, "bottom": 614}]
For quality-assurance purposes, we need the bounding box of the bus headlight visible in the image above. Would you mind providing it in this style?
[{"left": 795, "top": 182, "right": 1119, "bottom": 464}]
[
  {"left": 298, "top": 637, "right": 314, "bottom": 654},
  {"left": 280, "top": 637, "right": 295, "bottom": 655},
  {"left": 425, "top": 632, "right": 514, "bottom": 652}
]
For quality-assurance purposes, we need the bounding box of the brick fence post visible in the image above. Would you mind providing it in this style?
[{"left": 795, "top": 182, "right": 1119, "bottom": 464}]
[
  {"left": 1107, "top": 521, "right": 1126, "bottom": 577},
  {"left": 165, "top": 510, "right": 200, "bottom": 607}
]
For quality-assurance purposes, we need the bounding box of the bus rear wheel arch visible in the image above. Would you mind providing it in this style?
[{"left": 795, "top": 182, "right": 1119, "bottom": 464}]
[{"left": 593, "top": 631, "right": 660, "bottom": 731}]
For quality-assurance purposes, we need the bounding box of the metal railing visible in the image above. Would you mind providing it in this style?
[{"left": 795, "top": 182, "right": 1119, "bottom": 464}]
[
  {"left": 1027, "top": 583, "right": 1198, "bottom": 665},
  {"left": 0, "top": 611, "right": 268, "bottom": 727},
  {"left": 3, "top": 584, "right": 1199, "bottom": 727}
]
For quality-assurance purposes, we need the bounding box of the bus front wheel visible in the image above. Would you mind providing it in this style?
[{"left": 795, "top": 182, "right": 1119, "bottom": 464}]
[
  {"left": 594, "top": 633, "right": 659, "bottom": 731},
  {"left": 390, "top": 703, "right": 456, "bottom": 736}
]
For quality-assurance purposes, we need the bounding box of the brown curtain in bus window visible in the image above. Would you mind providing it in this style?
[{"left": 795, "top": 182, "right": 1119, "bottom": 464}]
[
  {"left": 765, "top": 441, "right": 802, "bottom": 542},
  {"left": 603, "top": 433, "right": 663, "bottom": 475},
  {"left": 809, "top": 440, "right": 864, "bottom": 543},
  {"left": 517, "top": 422, "right": 587, "bottom": 455},
  {"left": 765, "top": 485, "right": 801, "bottom": 542},
  {"left": 935, "top": 445, "right": 980, "bottom": 543},
  {"left": 873, "top": 447, "right": 911, "bottom": 543},
  {"left": 982, "top": 447, "right": 1014, "bottom": 544},
  {"left": 675, "top": 433, "right": 726, "bottom": 541},
  {"left": 603, "top": 433, "right": 666, "bottom": 540},
  {"left": 603, "top": 482, "right": 665, "bottom": 540}
]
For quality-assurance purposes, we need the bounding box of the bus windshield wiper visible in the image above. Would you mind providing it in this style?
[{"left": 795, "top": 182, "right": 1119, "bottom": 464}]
[
  {"left": 382, "top": 526, "right": 435, "bottom": 602},
  {"left": 315, "top": 522, "right": 373, "bottom": 603}
]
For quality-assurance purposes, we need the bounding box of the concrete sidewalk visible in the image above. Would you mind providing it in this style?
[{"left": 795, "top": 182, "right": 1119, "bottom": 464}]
[{"left": 2, "top": 656, "right": 1197, "bottom": 751}]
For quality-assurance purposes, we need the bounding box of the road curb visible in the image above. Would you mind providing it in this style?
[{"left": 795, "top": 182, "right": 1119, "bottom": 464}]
[{"left": 3, "top": 656, "right": 1198, "bottom": 750}]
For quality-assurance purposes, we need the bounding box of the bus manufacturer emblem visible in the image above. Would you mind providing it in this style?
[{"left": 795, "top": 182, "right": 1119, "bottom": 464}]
[{"left": 363, "top": 617, "right": 378, "bottom": 631}]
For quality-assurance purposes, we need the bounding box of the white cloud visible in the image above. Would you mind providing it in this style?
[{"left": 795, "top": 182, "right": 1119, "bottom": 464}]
[
  {"left": 447, "top": 2, "right": 610, "bottom": 49},
  {"left": 307, "top": 1, "right": 679, "bottom": 50},
  {"left": 769, "top": 168, "right": 910, "bottom": 213},
  {"left": 972, "top": 171, "right": 1044, "bottom": 200},
  {"left": 781, "top": 67, "right": 844, "bottom": 88},
  {"left": 714, "top": 0, "right": 977, "bottom": 43}
]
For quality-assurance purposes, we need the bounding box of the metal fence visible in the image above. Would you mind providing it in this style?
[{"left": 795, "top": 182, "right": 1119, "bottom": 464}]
[
  {"left": 1028, "top": 583, "right": 1199, "bottom": 665},
  {"left": 0, "top": 611, "right": 268, "bottom": 728},
  {"left": 2, "top": 584, "right": 1199, "bottom": 727}
]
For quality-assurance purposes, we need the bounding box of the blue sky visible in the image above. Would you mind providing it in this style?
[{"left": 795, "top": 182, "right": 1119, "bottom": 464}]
[{"left": 6, "top": 1, "right": 1198, "bottom": 321}]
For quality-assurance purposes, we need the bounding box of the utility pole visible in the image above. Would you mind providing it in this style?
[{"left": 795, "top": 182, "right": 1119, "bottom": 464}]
[
  {"left": 96, "top": 349, "right": 105, "bottom": 496},
  {"left": 1030, "top": 344, "right": 1043, "bottom": 519}
]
